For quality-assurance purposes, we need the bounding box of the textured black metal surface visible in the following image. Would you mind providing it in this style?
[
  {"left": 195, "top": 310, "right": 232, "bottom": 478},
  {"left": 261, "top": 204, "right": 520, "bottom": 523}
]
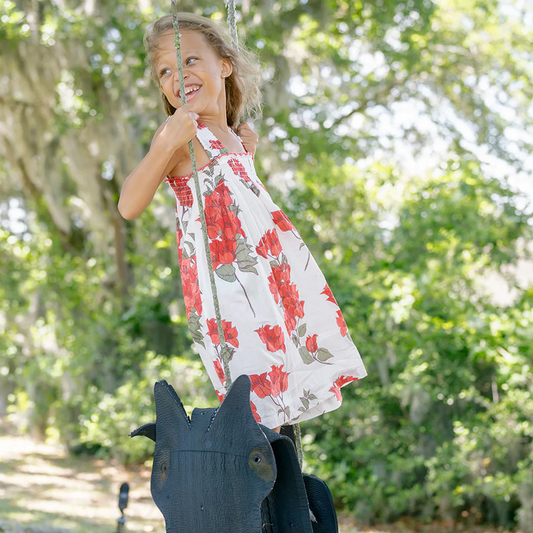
[{"left": 131, "top": 374, "right": 338, "bottom": 533}]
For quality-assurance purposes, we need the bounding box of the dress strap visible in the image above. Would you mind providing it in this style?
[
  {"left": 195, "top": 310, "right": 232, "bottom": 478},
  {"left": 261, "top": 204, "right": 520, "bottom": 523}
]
[
  {"left": 229, "top": 128, "right": 250, "bottom": 154},
  {"left": 196, "top": 121, "right": 229, "bottom": 162}
]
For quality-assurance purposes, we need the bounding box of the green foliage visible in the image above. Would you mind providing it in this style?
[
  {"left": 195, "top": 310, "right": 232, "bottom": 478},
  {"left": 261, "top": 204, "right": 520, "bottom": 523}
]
[
  {"left": 289, "top": 158, "right": 532, "bottom": 525},
  {"left": 1, "top": 0, "right": 533, "bottom": 529}
]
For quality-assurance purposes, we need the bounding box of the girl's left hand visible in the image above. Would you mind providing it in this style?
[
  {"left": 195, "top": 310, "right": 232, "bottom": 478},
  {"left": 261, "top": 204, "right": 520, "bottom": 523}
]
[{"left": 234, "top": 122, "right": 259, "bottom": 156}]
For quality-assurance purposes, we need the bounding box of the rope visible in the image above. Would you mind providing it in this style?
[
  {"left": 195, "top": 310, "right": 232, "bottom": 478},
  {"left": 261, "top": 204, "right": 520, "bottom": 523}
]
[
  {"left": 224, "top": 0, "right": 239, "bottom": 51},
  {"left": 170, "top": 1, "right": 304, "bottom": 469},
  {"left": 171, "top": 2, "right": 232, "bottom": 388}
]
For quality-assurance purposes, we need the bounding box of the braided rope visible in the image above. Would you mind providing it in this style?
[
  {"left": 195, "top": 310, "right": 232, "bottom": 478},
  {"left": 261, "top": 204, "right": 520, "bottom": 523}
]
[
  {"left": 171, "top": 2, "right": 232, "bottom": 388},
  {"left": 224, "top": 0, "right": 239, "bottom": 51}
]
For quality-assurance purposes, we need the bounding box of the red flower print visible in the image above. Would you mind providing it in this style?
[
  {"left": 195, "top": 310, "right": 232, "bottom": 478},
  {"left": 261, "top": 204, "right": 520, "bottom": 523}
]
[
  {"left": 204, "top": 183, "right": 237, "bottom": 239},
  {"left": 256, "top": 238, "right": 269, "bottom": 259},
  {"left": 255, "top": 324, "right": 286, "bottom": 353},
  {"left": 216, "top": 390, "right": 225, "bottom": 403},
  {"left": 228, "top": 158, "right": 251, "bottom": 182},
  {"left": 267, "top": 229, "right": 282, "bottom": 256},
  {"left": 197, "top": 122, "right": 207, "bottom": 130},
  {"left": 210, "top": 236, "right": 237, "bottom": 269},
  {"left": 207, "top": 319, "right": 239, "bottom": 348},
  {"left": 214, "top": 359, "right": 226, "bottom": 385},
  {"left": 281, "top": 283, "right": 305, "bottom": 332},
  {"left": 336, "top": 309, "right": 348, "bottom": 337},
  {"left": 250, "top": 372, "right": 272, "bottom": 398},
  {"left": 219, "top": 208, "right": 244, "bottom": 240},
  {"left": 268, "top": 365, "right": 289, "bottom": 397},
  {"left": 329, "top": 375, "right": 358, "bottom": 402},
  {"left": 267, "top": 274, "right": 280, "bottom": 303},
  {"left": 177, "top": 227, "right": 183, "bottom": 255},
  {"left": 209, "top": 139, "right": 224, "bottom": 150},
  {"left": 180, "top": 256, "right": 202, "bottom": 319},
  {"left": 271, "top": 210, "right": 294, "bottom": 232},
  {"left": 305, "top": 334, "right": 318, "bottom": 353},
  {"left": 256, "top": 229, "right": 282, "bottom": 258},
  {"left": 205, "top": 210, "right": 223, "bottom": 240},
  {"left": 321, "top": 284, "right": 338, "bottom": 305},
  {"left": 251, "top": 401, "right": 261, "bottom": 422},
  {"left": 267, "top": 264, "right": 291, "bottom": 304}
]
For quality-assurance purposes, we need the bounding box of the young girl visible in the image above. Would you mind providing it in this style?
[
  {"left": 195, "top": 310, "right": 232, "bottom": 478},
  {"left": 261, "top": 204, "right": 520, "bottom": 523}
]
[{"left": 118, "top": 12, "right": 367, "bottom": 433}]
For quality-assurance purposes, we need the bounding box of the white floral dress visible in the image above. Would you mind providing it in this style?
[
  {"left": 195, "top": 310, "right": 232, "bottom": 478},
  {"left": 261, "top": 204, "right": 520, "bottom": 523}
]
[{"left": 163, "top": 120, "right": 367, "bottom": 429}]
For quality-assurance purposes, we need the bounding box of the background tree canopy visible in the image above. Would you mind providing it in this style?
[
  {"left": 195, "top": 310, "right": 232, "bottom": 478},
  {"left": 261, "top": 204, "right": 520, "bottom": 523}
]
[{"left": 1, "top": 0, "right": 532, "bottom": 529}]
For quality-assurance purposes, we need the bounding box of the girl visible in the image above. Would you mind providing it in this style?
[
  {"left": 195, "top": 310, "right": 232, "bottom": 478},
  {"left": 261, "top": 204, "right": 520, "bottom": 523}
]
[{"left": 118, "top": 12, "right": 367, "bottom": 433}]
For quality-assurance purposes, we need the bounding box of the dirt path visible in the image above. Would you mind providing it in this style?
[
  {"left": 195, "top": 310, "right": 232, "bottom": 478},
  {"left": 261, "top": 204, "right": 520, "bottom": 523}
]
[
  {"left": 0, "top": 434, "right": 163, "bottom": 532},
  {"left": 0, "top": 433, "right": 513, "bottom": 533}
]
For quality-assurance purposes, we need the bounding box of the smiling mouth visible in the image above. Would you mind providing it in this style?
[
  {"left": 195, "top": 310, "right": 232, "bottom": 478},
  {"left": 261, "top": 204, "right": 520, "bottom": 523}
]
[{"left": 178, "top": 86, "right": 202, "bottom": 101}]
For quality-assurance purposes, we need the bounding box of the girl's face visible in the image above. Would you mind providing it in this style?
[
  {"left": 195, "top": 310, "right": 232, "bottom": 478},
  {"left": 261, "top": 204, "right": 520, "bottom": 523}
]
[{"left": 155, "top": 30, "right": 232, "bottom": 115}]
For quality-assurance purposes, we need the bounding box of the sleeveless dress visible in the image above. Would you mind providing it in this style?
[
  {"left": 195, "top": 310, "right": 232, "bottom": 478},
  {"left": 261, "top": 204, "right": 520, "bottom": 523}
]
[{"left": 163, "top": 120, "right": 367, "bottom": 429}]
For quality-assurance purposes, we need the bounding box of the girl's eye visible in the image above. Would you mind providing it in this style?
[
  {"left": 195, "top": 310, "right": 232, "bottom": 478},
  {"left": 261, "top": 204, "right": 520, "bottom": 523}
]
[
  {"left": 186, "top": 57, "right": 197, "bottom": 65},
  {"left": 159, "top": 68, "right": 171, "bottom": 77}
]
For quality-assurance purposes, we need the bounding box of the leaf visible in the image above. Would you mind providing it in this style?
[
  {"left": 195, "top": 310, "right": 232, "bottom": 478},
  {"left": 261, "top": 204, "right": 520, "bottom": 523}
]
[
  {"left": 220, "top": 343, "right": 235, "bottom": 363},
  {"left": 185, "top": 241, "right": 195, "bottom": 256},
  {"left": 238, "top": 263, "right": 258, "bottom": 275},
  {"left": 298, "top": 324, "right": 307, "bottom": 337},
  {"left": 215, "top": 263, "right": 236, "bottom": 282},
  {"left": 269, "top": 260, "right": 278, "bottom": 269},
  {"left": 299, "top": 346, "right": 314, "bottom": 365},
  {"left": 187, "top": 309, "right": 205, "bottom": 348},
  {"left": 300, "top": 396, "right": 310, "bottom": 409},
  {"left": 316, "top": 348, "right": 334, "bottom": 362},
  {"left": 292, "top": 333, "right": 300, "bottom": 347},
  {"left": 308, "top": 394, "right": 318, "bottom": 401},
  {"left": 237, "top": 255, "right": 258, "bottom": 269}
]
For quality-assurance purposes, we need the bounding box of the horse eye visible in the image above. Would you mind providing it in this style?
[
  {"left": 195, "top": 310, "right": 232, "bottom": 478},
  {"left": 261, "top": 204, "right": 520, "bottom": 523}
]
[{"left": 248, "top": 447, "right": 275, "bottom": 482}]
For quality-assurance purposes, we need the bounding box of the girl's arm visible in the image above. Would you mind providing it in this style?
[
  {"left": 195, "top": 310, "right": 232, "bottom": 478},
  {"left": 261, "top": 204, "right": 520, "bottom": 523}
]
[{"left": 118, "top": 107, "right": 199, "bottom": 220}]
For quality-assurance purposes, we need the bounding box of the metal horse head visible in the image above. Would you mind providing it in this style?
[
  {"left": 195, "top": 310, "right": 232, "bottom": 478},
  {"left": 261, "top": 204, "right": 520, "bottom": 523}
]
[{"left": 131, "top": 374, "right": 338, "bottom": 533}]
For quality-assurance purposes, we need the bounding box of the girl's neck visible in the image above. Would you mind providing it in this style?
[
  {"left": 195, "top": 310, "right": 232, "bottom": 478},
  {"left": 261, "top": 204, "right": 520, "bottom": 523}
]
[{"left": 197, "top": 115, "right": 230, "bottom": 134}]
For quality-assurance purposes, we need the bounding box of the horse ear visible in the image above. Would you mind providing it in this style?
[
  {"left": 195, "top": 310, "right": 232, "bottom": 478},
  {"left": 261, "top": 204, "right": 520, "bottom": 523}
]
[
  {"left": 210, "top": 374, "right": 256, "bottom": 431},
  {"left": 152, "top": 380, "right": 191, "bottom": 442},
  {"left": 130, "top": 422, "right": 156, "bottom": 442}
]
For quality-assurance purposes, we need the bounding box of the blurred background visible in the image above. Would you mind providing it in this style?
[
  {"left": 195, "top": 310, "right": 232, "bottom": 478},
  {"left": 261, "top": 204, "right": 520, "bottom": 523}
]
[{"left": 1, "top": 0, "right": 533, "bottom": 531}]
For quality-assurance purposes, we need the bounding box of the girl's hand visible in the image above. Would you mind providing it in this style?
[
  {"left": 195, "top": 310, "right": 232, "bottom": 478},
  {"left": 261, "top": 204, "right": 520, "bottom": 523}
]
[
  {"left": 154, "top": 104, "right": 199, "bottom": 155},
  {"left": 234, "top": 122, "right": 259, "bottom": 156}
]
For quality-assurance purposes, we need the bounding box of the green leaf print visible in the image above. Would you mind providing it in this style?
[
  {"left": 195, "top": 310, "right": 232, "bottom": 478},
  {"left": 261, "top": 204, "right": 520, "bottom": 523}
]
[
  {"left": 235, "top": 234, "right": 258, "bottom": 274},
  {"left": 215, "top": 263, "right": 237, "bottom": 282},
  {"left": 316, "top": 347, "right": 334, "bottom": 362},
  {"left": 220, "top": 343, "right": 235, "bottom": 363},
  {"left": 185, "top": 241, "right": 195, "bottom": 257},
  {"left": 188, "top": 309, "right": 205, "bottom": 348},
  {"left": 238, "top": 263, "right": 258, "bottom": 274},
  {"left": 300, "top": 396, "right": 310, "bottom": 409},
  {"left": 298, "top": 346, "right": 314, "bottom": 365},
  {"left": 298, "top": 324, "right": 307, "bottom": 337}
]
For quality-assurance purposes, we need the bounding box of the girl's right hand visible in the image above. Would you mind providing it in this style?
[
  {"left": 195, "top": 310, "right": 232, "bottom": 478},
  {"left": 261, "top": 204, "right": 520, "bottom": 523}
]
[{"left": 153, "top": 104, "right": 199, "bottom": 154}]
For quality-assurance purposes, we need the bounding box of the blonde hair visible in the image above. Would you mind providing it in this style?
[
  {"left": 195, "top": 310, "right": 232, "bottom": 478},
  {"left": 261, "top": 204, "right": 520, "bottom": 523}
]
[{"left": 144, "top": 13, "right": 263, "bottom": 128}]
